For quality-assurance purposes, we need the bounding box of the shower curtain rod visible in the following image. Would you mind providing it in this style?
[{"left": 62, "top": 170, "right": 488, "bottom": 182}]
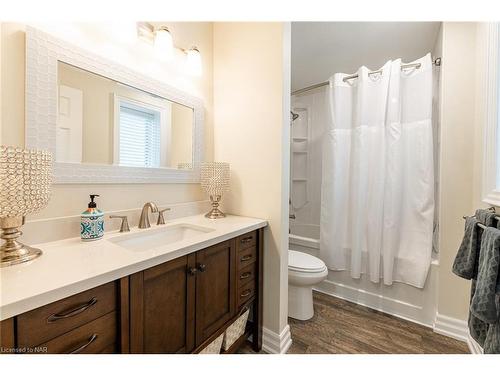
[{"left": 292, "top": 57, "right": 442, "bottom": 96}]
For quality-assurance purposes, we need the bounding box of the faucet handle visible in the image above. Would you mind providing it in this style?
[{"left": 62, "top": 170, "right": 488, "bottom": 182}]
[
  {"left": 109, "top": 215, "right": 130, "bottom": 232},
  {"left": 157, "top": 208, "right": 171, "bottom": 225}
]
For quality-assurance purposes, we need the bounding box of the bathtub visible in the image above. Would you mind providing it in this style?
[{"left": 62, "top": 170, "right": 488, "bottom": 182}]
[
  {"left": 289, "top": 223, "right": 320, "bottom": 251},
  {"left": 288, "top": 221, "right": 439, "bottom": 328}
]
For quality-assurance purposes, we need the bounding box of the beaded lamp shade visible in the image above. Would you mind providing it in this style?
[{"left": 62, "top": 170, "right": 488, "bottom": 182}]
[
  {"left": 0, "top": 146, "right": 52, "bottom": 267},
  {"left": 200, "top": 162, "right": 230, "bottom": 219}
]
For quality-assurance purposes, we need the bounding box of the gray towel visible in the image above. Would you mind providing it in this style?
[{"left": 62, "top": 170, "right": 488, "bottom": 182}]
[
  {"left": 453, "top": 216, "right": 480, "bottom": 279},
  {"left": 469, "top": 280, "right": 489, "bottom": 346},
  {"left": 470, "top": 227, "right": 500, "bottom": 354},
  {"left": 471, "top": 227, "right": 500, "bottom": 322},
  {"left": 483, "top": 296, "right": 500, "bottom": 354},
  {"left": 453, "top": 209, "right": 500, "bottom": 353},
  {"left": 452, "top": 214, "right": 489, "bottom": 347}
]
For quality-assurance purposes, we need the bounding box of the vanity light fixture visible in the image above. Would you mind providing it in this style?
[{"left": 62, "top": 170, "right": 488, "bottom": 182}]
[
  {"left": 154, "top": 26, "right": 174, "bottom": 58},
  {"left": 136, "top": 23, "right": 174, "bottom": 58},
  {"left": 135, "top": 23, "right": 202, "bottom": 75},
  {"left": 186, "top": 47, "right": 202, "bottom": 76},
  {"left": 136, "top": 22, "right": 155, "bottom": 43}
]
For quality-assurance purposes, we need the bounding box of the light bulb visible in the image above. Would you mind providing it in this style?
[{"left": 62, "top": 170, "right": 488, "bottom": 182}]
[
  {"left": 154, "top": 27, "right": 173, "bottom": 59},
  {"left": 186, "top": 47, "right": 202, "bottom": 76}
]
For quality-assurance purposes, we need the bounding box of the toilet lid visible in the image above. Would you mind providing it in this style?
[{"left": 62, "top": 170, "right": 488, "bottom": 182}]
[{"left": 288, "top": 250, "right": 326, "bottom": 273}]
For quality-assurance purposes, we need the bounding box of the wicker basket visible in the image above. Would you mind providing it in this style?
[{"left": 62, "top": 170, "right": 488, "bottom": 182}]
[
  {"left": 199, "top": 333, "right": 224, "bottom": 354},
  {"left": 222, "top": 309, "right": 250, "bottom": 351}
]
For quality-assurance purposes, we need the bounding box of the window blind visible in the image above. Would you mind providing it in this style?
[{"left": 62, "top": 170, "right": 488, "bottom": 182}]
[{"left": 119, "top": 103, "right": 161, "bottom": 168}]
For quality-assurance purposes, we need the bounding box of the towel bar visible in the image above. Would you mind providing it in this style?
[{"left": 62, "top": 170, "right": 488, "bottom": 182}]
[
  {"left": 462, "top": 216, "right": 487, "bottom": 229},
  {"left": 462, "top": 207, "right": 499, "bottom": 229}
]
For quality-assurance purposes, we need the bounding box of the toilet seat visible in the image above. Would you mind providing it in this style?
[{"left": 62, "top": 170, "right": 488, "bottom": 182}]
[{"left": 288, "top": 250, "right": 327, "bottom": 273}]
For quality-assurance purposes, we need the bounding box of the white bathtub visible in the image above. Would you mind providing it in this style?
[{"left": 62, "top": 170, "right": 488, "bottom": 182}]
[
  {"left": 288, "top": 221, "right": 439, "bottom": 328},
  {"left": 289, "top": 223, "right": 319, "bottom": 251}
]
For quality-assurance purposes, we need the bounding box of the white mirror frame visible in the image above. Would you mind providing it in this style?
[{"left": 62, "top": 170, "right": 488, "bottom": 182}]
[{"left": 25, "top": 26, "right": 204, "bottom": 184}]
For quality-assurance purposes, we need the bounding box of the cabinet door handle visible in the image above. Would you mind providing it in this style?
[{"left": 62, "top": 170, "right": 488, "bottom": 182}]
[
  {"left": 47, "top": 297, "right": 98, "bottom": 323},
  {"left": 187, "top": 267, "right": 198, "bottom": 276},
  {"left": 240, "top": 290, "right": 252, "bottom": 297},
  {"left": 240, "top": 272, "right": 252, "bottom": 280},
  {"left": 240, "top": 236, "right": 253, "bottom": 244},
  {"left": 68, "top": 333, "right": 98, "bottom": 354},
  {"left": 197, "top": 263, "right": 206, "bottom": 272},
  {"left": 240, "top": 254, "right": 253, "bottom": 262}
]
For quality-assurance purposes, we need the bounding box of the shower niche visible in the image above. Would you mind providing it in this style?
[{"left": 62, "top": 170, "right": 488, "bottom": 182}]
[{"left": 290, "top": 106, "right": 310, "bottom": 211}]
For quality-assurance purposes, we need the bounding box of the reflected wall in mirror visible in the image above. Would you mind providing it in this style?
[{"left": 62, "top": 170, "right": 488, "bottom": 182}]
[{"left": 57, "top": 62, "right": 193, "bottom": 169}]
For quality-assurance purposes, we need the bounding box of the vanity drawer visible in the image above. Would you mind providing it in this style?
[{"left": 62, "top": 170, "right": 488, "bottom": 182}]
[
  {"left": 237, "top": 263, "right": 255, "bottom": 288},
  {"left": 236, "top": 231, "right": 257, "bottom": 252},
  {"left": 17, "top": 281, "right": 117, "bottom": 347},
  {"left": 237, "top": 281, "right": 255, "bottom": 308},
  {"left": 238, "top": 246, "right": 256, "bottom": 269},
  {"left": 37, "top": 312, "right": 117, "bottom": 354}
]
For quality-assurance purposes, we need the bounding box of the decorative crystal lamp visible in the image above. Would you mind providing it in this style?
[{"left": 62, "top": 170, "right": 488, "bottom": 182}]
[
  {"left": 0, "top": 146, "right": 52, "bottom": 267},
  {"left": 200, "top": 162, "right": 230, "bottom": 219}
]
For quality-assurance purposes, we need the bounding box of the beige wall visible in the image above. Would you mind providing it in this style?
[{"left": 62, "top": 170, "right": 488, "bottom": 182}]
[
  {"left": 437, "top": 22, "right": 478, "bottom": 320},
  {"left": 213, "top": 23, "right": 289, "bottom": 336},
  {"left": 1, "top": 24, "right": 24, "bottom": 147},
  {"left": 0, "top": 22, "right": 213, "bottom": 223}
]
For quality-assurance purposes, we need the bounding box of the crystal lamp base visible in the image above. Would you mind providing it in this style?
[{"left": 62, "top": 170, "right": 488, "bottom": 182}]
[
  {"left": 205, "top": 195, "right": 226, "bottom": 219},
  {"left": 0, "top": 216, "right": 43, "bottom": 267}
]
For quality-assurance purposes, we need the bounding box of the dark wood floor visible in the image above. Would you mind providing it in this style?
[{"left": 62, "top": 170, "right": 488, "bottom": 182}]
[{"left": 241, "top": 291, "right": 469, "bottom": 354}]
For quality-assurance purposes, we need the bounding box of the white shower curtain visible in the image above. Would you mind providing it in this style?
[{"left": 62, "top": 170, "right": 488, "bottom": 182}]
[{"left": 320, "top": 53, "right": 434, "bottom": 288}]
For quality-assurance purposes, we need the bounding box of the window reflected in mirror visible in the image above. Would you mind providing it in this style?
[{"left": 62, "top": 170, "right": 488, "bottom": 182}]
[{"left": 56, "top": 61, "right": 193, "bottom": 169}]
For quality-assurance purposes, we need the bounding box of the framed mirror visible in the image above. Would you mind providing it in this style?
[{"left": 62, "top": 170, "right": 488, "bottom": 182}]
[{"left": 25, "top": 27, "right": 204, "bottom": 183}]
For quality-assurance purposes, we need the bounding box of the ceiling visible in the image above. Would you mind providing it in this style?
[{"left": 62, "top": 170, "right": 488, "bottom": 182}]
[{"left": 291, "top": 22, "right": 441, "bottom": 92}]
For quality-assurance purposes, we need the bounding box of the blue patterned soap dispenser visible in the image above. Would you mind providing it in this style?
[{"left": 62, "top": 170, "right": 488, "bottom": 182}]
[{"left": 81, "top": 194, "right": 104, "bottom": 241}]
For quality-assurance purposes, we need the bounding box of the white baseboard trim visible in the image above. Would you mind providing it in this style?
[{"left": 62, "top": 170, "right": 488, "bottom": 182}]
[
  {"left": 315, "top": 279, "right": 435, "bottom": 328},
  {"left": 262, "top": 325, "right": 292, "bottom": 354},
  {"left": 467, "top": 334, "right": 484, "bottom": 354},
  {"left": 433, "top": 313, "right": 469, "bottom": 342},
  {"left": 433, "top": 314, "right": 485, "bottom": 354}
]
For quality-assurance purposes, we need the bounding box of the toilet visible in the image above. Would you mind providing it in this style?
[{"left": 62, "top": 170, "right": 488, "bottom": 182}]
[{"left": 288, "top": 250, "right": 328, "bottom": 320}]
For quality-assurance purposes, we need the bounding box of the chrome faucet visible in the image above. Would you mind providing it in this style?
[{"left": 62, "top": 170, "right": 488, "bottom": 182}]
[{"left": 138, "top": 202, "right": 158, "bottom": 229}]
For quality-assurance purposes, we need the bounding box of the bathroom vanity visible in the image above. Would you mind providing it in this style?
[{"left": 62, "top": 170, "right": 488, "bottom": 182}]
[
  {"left": 0, "top": 215, "right": 266, "bottom": 354},
  {"left": 0, "top": 28, "right": 268, "bottom": 354}
]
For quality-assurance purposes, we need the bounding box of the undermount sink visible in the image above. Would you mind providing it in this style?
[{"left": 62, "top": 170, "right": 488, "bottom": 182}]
[{"left": 108, "top": 224, "right": 215, "bottom": 251}]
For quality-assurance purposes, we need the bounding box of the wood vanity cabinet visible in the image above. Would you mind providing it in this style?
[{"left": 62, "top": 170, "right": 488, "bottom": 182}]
[
  {"left": 1, "top": 281, "right": 124, "bottom": 354},
  {"left": 129, "top": 254, "right": 196, "bottom": 353},
  {"left": 194, "top": 239, "right": 237, "bottom": 347},
  {"left": 129, "top": 230, "right": 263, "bottom": 354},
  {"left": 0, "top": 228, "right": 264, "bottom": 354}
]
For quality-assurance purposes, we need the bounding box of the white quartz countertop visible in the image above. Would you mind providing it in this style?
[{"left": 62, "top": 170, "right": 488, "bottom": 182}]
[{"left": 0, "top": 214, "right": 267, "bottom": 320}]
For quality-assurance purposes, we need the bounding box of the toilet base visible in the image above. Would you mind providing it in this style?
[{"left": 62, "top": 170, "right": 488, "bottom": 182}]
[{"left": 288, "top": 284, "right": 314, "bottom": 320}]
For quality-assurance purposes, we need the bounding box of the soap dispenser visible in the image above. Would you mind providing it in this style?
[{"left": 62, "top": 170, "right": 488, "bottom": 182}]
[{"left": 81, "top": 194, "right": 104, "bottom": 241}]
